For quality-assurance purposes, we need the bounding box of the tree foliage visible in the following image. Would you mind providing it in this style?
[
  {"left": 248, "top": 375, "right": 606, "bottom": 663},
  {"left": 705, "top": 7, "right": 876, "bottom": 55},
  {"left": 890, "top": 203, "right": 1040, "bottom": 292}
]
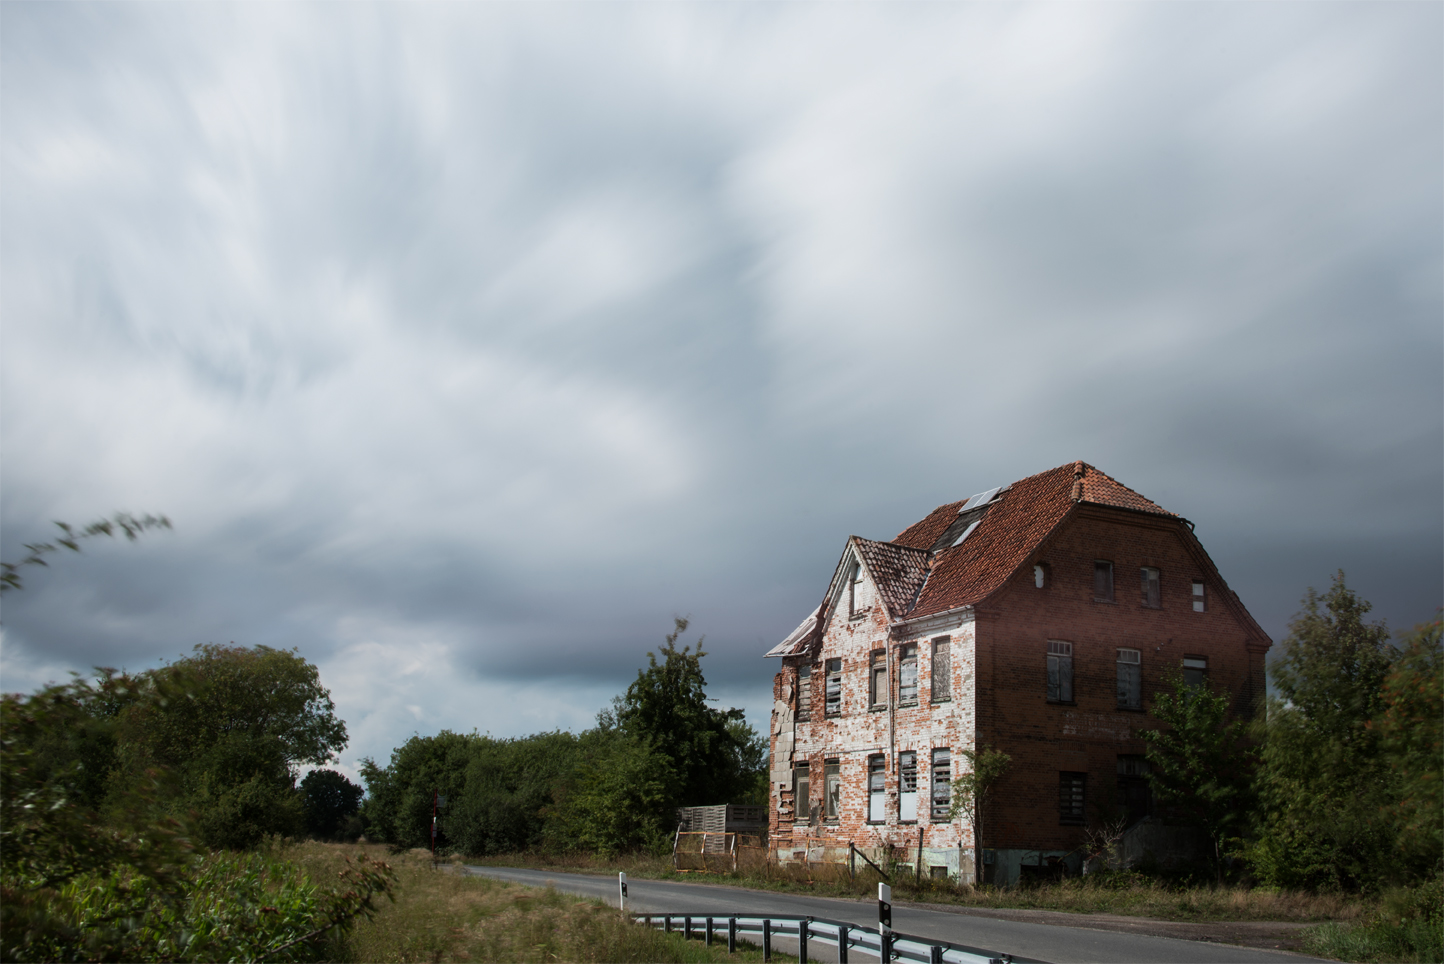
[
  {"left": 1139, "top": 675, "right": 1255, "bottom": 881},
  {"left": 300, "top": 769, "right": 365, "bottom": 841},
  {"left": 1, "top": 513, "right": 171, "bottom": 593},
  {"left": 949, "top": 745, "right": 1011, "bottom": 885},
  {"left": 1372, "top": 615, "right": 1443, "bottom": 873}
]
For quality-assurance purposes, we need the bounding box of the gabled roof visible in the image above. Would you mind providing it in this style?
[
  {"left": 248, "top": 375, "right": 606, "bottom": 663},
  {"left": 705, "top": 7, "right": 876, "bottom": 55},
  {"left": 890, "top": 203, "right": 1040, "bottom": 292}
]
[
  {"left": 853, "top": 537, "right": 931, "bottom": 617},
  {"left": 902, "top": 462, "right": 1173, "bottom": 619}
]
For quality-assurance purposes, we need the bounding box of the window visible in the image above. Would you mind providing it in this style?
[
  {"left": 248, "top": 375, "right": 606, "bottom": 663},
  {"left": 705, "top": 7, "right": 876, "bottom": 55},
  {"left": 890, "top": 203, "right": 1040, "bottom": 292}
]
[
  {"left": 796, "top": 664, "right": 811, "bottom": 721},
  {"left": 1117, "top": 648, "right": 1141, "bottom": 710},
  {"left": 898, "top": 644, "right": 918, "bottom": 705},
  {"left": 849, "top": 562, "right": 867, "bottom": 618},
  {"left": 1059, "top": 772, "right": 1086, "bottom": 825},
  {"left": 870, "top": 652, "right": 887, "bottom": 709},
  {"left": 1117, "top": 755, "right": 1151, "bottom": 825},
  {"left": 1191, "top": 580, "right": 1206, "bottom": 612},
  {"left": 931, "top": 749, "right": 952, "bottom": 821},
  {"left": 1141, "top": 567, "right": 1160, "bottom": 608},
  {"left": 824, "top": 760, "right": 841, "bottom": 820},
  {"left": 1047, "top": 641, "right": 1074, "bottom": 703},
  {"left": 793, "top": 763, "right": 810, "bottom": 823},
  {"left": 931, "top": 637, "right": 951, "bottom": 702},
  {"left": 1094, "top": 561, "right": 1114, "bottom": 602},
  {"left": 1034, "top": 562, "right": 1050, "bottom": 589},
  {"left": 867, "top": 755, "right": 886, "bottom": 823},
  {"left": 824, "top": 658, "right": 843, "bottom": 717},
  {"left": 1183, "top": 656, "right": 1208, "bottom": 689},
  {"left": 899, "top": 751, "right": 919, "bottom": 822}
]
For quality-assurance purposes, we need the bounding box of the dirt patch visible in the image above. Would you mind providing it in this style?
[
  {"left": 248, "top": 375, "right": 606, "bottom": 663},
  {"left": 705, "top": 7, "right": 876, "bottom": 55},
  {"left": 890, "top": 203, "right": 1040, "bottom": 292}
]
[{"left": 903, "top": 901, "right": 1315, "bottom": 954}]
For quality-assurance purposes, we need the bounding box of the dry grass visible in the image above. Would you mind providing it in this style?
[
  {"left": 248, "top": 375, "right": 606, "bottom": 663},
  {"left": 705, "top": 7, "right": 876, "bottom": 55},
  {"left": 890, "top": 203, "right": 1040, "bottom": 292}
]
[
  {"left": 288, "top": 842, "right": 793, "bottom": 963},
  {"left": 475, "top": 850, "right": 1372, "bottom": 923}
]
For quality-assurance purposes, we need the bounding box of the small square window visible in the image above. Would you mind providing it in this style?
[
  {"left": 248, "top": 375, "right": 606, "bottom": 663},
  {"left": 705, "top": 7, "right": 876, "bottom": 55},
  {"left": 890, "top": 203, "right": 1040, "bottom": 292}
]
[
  {"left": 1094, "top": 561, "right": 1115, "bottom": 602},
  {"left": 1047, "top": 640, "right": 1074, "bottom": 703},
  {"left": 1141, "top": 567, "right": 1160, "bottom": 608},
  {"left": 1191, "top": 581, "right": 1206, "bottom": 612}
]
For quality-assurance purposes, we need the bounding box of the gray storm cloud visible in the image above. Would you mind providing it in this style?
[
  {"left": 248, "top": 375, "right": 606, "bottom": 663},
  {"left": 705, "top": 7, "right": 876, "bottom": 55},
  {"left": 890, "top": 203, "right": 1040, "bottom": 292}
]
[{"left": 2, "top": 2, "right": 1439, "bottom": 773}]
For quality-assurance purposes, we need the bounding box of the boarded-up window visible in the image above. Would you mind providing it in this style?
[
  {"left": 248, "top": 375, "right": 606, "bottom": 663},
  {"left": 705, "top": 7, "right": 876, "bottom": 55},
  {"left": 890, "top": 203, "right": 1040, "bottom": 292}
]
[
  {"left": 899, "top": 751, "right": 918, "bottom": 822},
  {"left": 1047, "top": 640, "right": 1073, "bottom": 703},
  {"left": 825, "top": 658, "right": 842, "bottom": 717},
  {"left": 794, "top": 763, "right": 810, "bottom": 823},
  {"left": 824, "top": 760, "right": 841, "bottom": 820},
  {"left": 1192, "top": 581, "right": 1206, "bottom": 612},
  {"left": 1059, "top": 772, "right": 1086, "bottom": 825},
  {"left": 898, "top": 644, "right": 918, "bottom": 705},
  {"left": 931, "top": 748, "right": 952, "bottom": 821},
  {"left": 1094, "top": 561, "right": 1114, "bottom": 602},
  {"left": 796, "top": 664, "right": 811, "bottom": 721},
  {"left": 868, "top": 755, "right": 886, "bottom": 823},
  {"left": 870, "top": 652, "right": 887, "bottom": 708},
  {"left": 1117, "top": 648, "right": 1141, "bottom": 709},
  {"left": 1141, "top": 567, "right": 1161, "bottom": 608},
  {"left": 931, "top": 637, "right": 951, "bottom": 702}
]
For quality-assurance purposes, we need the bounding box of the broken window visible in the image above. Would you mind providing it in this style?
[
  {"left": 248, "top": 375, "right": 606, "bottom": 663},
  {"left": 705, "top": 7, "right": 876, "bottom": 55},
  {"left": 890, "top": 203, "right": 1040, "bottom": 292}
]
[
  {"left": 1117, "top": 755, "right": 1151, "bottom": 825},
  {"left": 1047, "top": 640, "right": 1074, "bottom": 703},
  {"left": 898, "top": 644, "right": 918, "bottom": 705},
  {"left": 867, "top": 755, "right": 886, "bottom": 823},
  {"left": 1117, "top": 648, "right": 1141, "bottom": 710},
  {"left": 793, "top": 763, "right": 810, "bottom": 823},
  {"left": 849, "top": 561, "right": 868, "bottom": 618},
  {"left": 824, "top": 658, "right": 842, "bottom": 717},
  {"left": 931, "top": 748, "right": 952, "bottom": 821},
  {"left": 870, "top": 652, "right": 887, "bottom": 709},
  {"left": 899, "top": 751, "right": 918, "bottom": 822},
  {"left": 824, "top": 760, "right": 841, "bottom": 820},
  {"left": 1094, "top": 561, "right": 1114, "bottom": 602},
  {"left": 931, "top": 637, "right": 951, "bottom": 702},
  {"left": 796, "top": 664, "right": 811, "bottom": 722},
  {"left": 1141, "top": 567, "right": 1161, "bottom": 608},
  {"left": 1191, "top": 580, "right": 1206, "bottom": 612},
  {"left": 1059, "top": 772, "right": 1086, "bottom": 825},
  {"left": 1183, "top": 656, "right": 1208, "bottom": 690}
]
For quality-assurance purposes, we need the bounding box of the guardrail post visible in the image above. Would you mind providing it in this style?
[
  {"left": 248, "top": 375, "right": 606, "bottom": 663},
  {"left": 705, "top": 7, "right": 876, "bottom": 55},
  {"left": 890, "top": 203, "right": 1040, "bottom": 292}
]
[
  {"left": 930, "top": 944, "right": 944, "bottom": 964},
  {"left": 664, "top": 915, "right": 672, "bottom": 934},
  {"left": 685, "top": 916, "right": 692, "bottom": 941},
  {"left": 837, "top": 925, "right": 848, "bottom": 963},
  {"left": 728, "top": 916, "right": 737, "bottom": 954},
  {"left": 880, "top": 930, "right": 892, "bottom": 964},
  {"left": 763, "top": 919, "right": 772, "bottom": 962},
  {"left": 799, "top": 918, "right": 808, "bottom": 962}
]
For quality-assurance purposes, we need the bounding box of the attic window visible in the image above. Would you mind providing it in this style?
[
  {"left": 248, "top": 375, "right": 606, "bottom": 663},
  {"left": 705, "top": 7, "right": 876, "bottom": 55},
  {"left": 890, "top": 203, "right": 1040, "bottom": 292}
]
[
  {"left": 1034, "top": 563, "right": 1050, "bottom": 589},
  {"left": 849, "top": 561, "right": 868, "bottom": 618},
  {"left": 1191, "top": 581, "right": 1206, "bottom": 612}
]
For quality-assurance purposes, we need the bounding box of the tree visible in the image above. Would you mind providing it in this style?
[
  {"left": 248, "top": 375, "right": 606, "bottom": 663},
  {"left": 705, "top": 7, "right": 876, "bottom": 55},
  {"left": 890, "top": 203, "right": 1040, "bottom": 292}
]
[
  {"left": 1249, "top": 572, "right": 1401, "bottom": 889},
  {"left": 949, "top": 745, "right": 1011, "bottom": 886},
  {"left": 1372, "top": 614, "right": 1443, "bottom": 874},
  {"left": 612, "top": 617, "right": 758, "bottom": 808},
  {"left": 1139, "top": 674, "right": 1255, "bottom": 882},
  {"left": 301, "top": 769, "right": 365, "bottom": 841}
]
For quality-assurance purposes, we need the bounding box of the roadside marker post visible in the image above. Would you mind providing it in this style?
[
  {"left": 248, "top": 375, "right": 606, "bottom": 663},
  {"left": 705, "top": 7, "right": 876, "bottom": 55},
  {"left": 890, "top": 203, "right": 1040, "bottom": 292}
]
[
  {"left": 618, "top": 872, "right": 627, "bottom": 912},
  {"left": 878, "top": 882, "right": 893, "bottom": 962}
]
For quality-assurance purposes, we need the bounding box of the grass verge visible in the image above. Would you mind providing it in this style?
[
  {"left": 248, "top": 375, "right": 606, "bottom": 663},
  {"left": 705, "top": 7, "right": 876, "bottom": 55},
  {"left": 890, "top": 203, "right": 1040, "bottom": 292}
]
[
  {"left": 289, "top": 842, "right": 794, "bottom": 963},
  {"left": 472, "top": 850, "right": 1377, "bottom": 924}
]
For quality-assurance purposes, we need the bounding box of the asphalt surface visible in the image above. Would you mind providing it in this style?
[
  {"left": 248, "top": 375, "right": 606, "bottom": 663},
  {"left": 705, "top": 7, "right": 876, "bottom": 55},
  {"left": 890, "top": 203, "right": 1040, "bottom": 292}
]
[{"left": 462, "top": 866, "right": 1329, "bottom": 964}]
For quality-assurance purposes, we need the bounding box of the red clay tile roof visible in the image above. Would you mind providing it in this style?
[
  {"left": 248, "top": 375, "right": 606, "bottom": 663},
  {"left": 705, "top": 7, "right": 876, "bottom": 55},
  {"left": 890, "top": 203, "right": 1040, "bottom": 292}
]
[
  {"left": 853, "top": 537, "right": 931, "bottom": 618},
  {"left": 894, "top": 462, "right": 1175, "bottom": 619}
]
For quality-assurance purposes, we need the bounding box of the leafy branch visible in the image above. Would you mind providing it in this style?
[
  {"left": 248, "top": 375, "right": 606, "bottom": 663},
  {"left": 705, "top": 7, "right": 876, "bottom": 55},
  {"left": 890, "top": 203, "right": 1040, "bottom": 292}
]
[{"left": 1, "top": 513, "right": 171, "bottom": 592}]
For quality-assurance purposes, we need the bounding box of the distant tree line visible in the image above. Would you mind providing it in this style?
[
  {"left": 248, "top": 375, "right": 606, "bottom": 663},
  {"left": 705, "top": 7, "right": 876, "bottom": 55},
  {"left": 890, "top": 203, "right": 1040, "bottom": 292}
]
[{"left": 359, "top": 618, "right": 768, "bottom": 856}]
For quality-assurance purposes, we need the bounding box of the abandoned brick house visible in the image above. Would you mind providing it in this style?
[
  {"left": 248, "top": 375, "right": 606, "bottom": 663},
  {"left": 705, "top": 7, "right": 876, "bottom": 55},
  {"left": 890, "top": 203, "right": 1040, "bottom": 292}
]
[{"left": 764, "top": 461, "right": 1270, "bottom": 884}]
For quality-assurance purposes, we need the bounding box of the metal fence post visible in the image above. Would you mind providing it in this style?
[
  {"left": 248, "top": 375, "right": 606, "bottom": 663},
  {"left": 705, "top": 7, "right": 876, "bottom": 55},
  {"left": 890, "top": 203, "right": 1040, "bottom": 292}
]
[
  {"left": 763, "top": 918, "right": 772, "bottom": 962},
  {"left": 837, "top": 925, "right": 849, "bottom": 963},
  {"left": 728, "top": 916, "right": 737, "bottom": 954}
]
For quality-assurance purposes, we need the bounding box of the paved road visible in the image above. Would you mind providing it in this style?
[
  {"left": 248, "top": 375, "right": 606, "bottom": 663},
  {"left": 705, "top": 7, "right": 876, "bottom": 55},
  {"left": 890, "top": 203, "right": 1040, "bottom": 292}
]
[{"left": 463, "top": 867, "right": 1327, "bottom": 964}]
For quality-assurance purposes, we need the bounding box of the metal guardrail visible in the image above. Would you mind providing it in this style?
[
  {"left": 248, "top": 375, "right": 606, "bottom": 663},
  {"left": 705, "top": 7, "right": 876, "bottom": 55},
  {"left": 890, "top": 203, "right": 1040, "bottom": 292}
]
[{"left": 633, "top": 912, "right": 1033, "bottom": 964}]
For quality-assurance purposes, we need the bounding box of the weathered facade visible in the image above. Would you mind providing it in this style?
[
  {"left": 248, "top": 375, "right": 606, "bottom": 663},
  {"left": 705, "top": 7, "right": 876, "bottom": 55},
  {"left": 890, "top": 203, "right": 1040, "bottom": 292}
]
[{"left": 765, "top": 462, "right": 1270, "bottom": 884}]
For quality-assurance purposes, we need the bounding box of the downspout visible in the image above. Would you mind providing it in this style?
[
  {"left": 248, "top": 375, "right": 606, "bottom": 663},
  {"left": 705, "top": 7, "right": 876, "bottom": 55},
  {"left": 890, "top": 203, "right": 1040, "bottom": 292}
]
[{"left": 887, "top": 639, "right": 895, "bottom": 817}]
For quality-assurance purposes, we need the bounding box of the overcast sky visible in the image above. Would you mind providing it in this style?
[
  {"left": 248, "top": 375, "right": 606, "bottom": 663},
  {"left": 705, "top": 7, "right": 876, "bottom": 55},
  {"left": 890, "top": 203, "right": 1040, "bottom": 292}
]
[{"left": 3, "top": 3, "right": 1440, "bottom": 781}]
